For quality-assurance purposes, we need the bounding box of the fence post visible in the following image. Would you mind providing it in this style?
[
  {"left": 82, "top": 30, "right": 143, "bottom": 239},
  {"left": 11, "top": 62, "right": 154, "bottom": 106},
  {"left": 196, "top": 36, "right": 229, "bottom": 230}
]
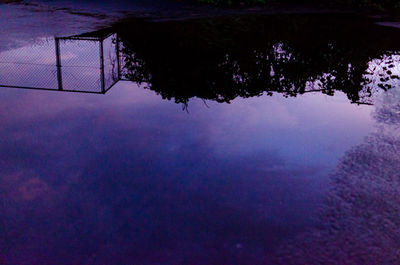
[
  {"left": 55, "top": 38, "right": 63, "bottom": 90},
  {"left": 116, "top": 33, "right": 121, "bottom": 80},
  {"left": 100, "top": 40, "right": 105, "bottom": 93}
]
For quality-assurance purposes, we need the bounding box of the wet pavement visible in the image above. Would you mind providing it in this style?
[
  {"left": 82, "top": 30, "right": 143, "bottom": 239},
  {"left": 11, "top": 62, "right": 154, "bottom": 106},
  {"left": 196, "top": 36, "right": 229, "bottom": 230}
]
[{"left": 2, "top": 2, "right": 400, "bottom": 265}]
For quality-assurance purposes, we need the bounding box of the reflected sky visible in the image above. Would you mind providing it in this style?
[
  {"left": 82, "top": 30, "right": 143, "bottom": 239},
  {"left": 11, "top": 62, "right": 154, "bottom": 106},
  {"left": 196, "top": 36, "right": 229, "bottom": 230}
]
[
  {"left": 0, "top": 80, "right": 375, "bottom": 264},
  {"left": 2, "top": 11, "right": 400, "bottom": 265}
]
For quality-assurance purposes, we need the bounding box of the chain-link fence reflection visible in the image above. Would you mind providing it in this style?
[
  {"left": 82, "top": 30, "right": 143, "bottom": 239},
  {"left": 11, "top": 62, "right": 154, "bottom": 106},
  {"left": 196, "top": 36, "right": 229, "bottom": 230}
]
[
  {"left": 0, "top": 39, "right": 58, "bottom": 89},
  {"left": 0, "top": 33, "right": 120, "bottom": 94}
]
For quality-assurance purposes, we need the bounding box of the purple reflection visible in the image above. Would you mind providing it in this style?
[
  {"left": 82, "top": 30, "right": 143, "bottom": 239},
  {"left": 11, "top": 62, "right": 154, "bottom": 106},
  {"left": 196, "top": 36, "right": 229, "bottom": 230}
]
[{"left": 0, "top": 81, "right": 374, "bottom": 264}]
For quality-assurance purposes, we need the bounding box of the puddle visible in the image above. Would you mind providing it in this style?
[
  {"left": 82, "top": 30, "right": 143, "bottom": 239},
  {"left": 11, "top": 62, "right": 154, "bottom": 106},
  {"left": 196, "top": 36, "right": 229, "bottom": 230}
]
[{"left": 1, "top": 12, "right": 400, "bottom": 265}]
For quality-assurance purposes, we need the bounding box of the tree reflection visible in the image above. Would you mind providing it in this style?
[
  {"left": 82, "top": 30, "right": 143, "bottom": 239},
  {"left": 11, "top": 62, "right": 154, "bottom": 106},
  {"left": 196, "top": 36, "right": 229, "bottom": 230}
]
[
  {"left": 274, "top": 86, "right": 400, "bottom": 264},
  {"left": 117, "top": 15, "right": 400, "bottom": 106}
]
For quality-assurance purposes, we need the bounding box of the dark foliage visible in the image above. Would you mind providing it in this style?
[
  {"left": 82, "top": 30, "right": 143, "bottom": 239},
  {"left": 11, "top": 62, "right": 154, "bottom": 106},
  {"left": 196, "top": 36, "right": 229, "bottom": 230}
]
[
  {"left": 195, "top": 0, "right": 400, "bottom": 10},
  {"left": 114, "top": 15, "right": 400, "bottom": 106}
]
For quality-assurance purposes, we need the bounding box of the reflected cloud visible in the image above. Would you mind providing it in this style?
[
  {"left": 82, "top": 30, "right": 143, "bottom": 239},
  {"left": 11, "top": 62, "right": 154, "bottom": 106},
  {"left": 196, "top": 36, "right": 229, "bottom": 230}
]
[{"left": 0, "top": 81, "right": 375, "bottom": 264}]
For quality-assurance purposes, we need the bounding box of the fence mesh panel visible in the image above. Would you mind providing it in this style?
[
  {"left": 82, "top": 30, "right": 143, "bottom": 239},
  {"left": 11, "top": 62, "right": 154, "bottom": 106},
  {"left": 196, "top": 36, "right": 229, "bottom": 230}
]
[
  {"left": 0, "top": 39, "right": 58, "bottom": 89},
  {"left": 0, "top": 35, "right": 121, "bottom": 94},
  {"left": 58, "top": 38, "right": 101, "bottom": 92}
]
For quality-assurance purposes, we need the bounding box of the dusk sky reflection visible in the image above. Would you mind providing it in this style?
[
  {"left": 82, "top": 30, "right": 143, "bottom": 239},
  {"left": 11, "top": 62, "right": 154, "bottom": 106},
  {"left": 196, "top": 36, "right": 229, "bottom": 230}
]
[
  {"left": 0, "top": 81, "right": 374, "bottom": 264},
  {"left": 2, "top": 9, "right": 400, "bottom": 264}
]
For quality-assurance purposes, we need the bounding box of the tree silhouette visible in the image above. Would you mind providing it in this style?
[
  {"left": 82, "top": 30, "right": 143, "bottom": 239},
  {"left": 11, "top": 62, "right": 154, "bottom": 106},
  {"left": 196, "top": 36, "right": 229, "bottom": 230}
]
[{"left": 116, "top": 14, "right": 400, "bottom": 106}]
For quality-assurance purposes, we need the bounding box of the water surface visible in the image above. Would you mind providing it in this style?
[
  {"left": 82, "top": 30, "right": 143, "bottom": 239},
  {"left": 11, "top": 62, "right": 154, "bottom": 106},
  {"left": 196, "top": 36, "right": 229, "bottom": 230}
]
[{"left": 1, "top": 12, "right": 400, "bottom": 265}]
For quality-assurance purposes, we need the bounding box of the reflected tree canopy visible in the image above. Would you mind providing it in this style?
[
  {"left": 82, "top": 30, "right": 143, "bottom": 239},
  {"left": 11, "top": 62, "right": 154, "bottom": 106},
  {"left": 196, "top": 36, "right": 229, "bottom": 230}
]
[{"left": 116, "top": 15, "right": 400, "bottom": 105}]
